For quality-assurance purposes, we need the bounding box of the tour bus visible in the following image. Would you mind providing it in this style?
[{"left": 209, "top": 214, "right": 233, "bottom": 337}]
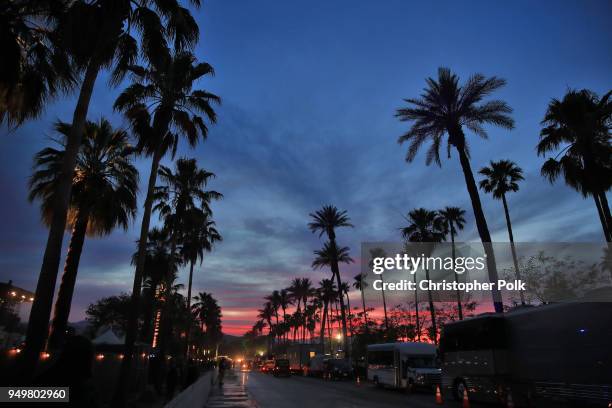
[
  {"left": 440, "top": 303, "right": 612, "bottom": 407},
  {"left": 366, "top": 342, "right": 441, "bottom": 390}
]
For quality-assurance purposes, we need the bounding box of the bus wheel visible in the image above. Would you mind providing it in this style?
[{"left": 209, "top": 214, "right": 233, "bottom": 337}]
[{"left": 454, "top": 379, "right": 467, "bottom": 401}]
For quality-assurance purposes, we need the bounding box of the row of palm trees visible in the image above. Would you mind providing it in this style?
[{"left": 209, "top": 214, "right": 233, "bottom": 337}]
[
  {"left": 2, "top": 1, "right": 221, "bottom": 403},
  {"left": 396, "top": 68, "right": 611, "bottom": 316},
  {"left": 28, "top": 121, "right": 223, "bottom": 355},
  {"left": 251, "top": 277, "right": 357, "bottom": 354}
]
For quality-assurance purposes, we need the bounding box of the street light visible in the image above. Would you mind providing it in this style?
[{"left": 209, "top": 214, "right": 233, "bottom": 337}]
[{"left": 335, "top": 333, "right": 343, "bottom": 341}]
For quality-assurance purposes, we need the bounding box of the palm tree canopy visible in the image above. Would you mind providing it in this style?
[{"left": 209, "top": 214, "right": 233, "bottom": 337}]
[
  {"left": 191, "top": 291, "right": 222, "bottom": 334},
  {"left": 401, "top": 208, "right": 446, "bottom": 243},
  {"left": 29, "top": 118, "right": 138, "bottom": 235},
  {"left": 181, "top": 208, "right": 222, "bottom": 265},
  {"left": 353, "top": 274, "right": 367, "bottom": 290},
  {"left": 287, "top": 278, "right": 315, "bottom": 307},
  {"left": 308, "top": 205, "right": 353, "bottom": 240},
  {"left": 114, "top": 50, "right": 220, "bottom": 156},
  {"left": 154, "top": 158, "right": 222, "bottom": 234},
  {"left": 0, "top": 0, "right": 74, "bottom": 126},
  {"left": 438, "top": 206, "right": 466, "bottom": 236},
  {"left": 136, "top": 227, "right": 180, "bottom": 288},
  {"left": 312, "top": 241, "right": 354, "bottom": 269},
  {"left": 537, "top": 89, "right": 611, "bottom": 196},
  {"left": 478, "top": 160, "right": 524, "bottom": 199},
  {"left": 396, "top": 67, "right": 514, "bottom": 165},
  {"left": 318, "top": 279, "right": 337, "bottom": 303}
]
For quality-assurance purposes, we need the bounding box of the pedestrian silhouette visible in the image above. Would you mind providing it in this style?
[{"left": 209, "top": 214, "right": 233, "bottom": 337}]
[
  {"left": 166, "top": 361, "right": 178, "bottom": 401},
  {"left": 34, "top": 335, "right": 98, "bottom": 408}
]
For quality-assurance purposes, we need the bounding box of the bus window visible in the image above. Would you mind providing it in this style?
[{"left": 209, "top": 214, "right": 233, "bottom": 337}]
[
  {"left": 406, "top": 356, "right": 437, "bottom": 368},
  {"left": 367, "top": 350, "right": 394, "bottom": 368},
  {"left": 440, "top": 317, "right": 507, "bottom": 352}
]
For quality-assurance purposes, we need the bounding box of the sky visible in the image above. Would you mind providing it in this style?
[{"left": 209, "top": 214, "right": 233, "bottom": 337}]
[{"left": 1, "top": 0, "right": 611, "bottom": 336}]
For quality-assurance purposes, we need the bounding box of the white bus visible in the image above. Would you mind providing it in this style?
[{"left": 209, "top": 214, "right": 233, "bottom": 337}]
[{"left": 366, "top": 342, "right": 441, "bottom": 390}]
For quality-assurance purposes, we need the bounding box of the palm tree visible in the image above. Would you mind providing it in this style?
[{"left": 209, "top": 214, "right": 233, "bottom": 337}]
[
  {"left": 28, "top": 119, "right": 138, "bottom": 349},
  {"left": 278, "top": 289, "right": 291, "bottom": 339},
  {"left": 156, "top": 159, "right": 222, "bottom": 309},
  {"left": 479, "top": 160, "right": 526, "bottom": 305},
  {"left": 339, "top": 282, "right": 353, "bottom": 336},
  {"left": 137, "top": 227, "right": 178, "bottom": 343},
  {"left": 191, "top": 292, "right": 222, "bottom": 354},
  {"left": 537, "top": 89, "right": 612, "bottom": 242},
  {"left": 265, "top": 291, "right": 282, "bottom": 328},
  {"left": 352, "top": 274, "right": 369, "bottom": 331},
  {"left": 368, "top": 248, "right": 389, "bottom": 333},
  {"left": 181, "top": 208, "right": 221, "bottom": 356},
  {"left": 24, "top": 3, "right": 199, "bottom": 377},
  {"left": 438, "top": 207, "right": 467, "bottom": 319},
  {"left": 153, "top": 159, "right": 221, "bottom": 356},
  {"left": 396, "top": 67, "right": 514, "bottom": 313},
  {"left": 0, "top": 0, "right": 73, "bottom": 126},
  {"left": 286, "top": 278, "right": 315, "bottom": 342},
  {"left": 401, "top": 208, "right": 446, "bottom": 343},
  {"left": 308, "top": 205, "right": 353, "bottom": 357},
  {"left": 258, "top": 302, "right": 275, "bottom": 352},
  {"left": 114, "top": 50, "right": 220, "bottom": 393},
  {"left": 317, "top": 279, "right": 336, "bottom": 353}
]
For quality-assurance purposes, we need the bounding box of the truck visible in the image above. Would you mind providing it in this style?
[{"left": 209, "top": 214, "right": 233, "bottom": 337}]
[
  {"left": 366, "top": 342, "right": 441, "bottom": 390},
  {"left": 440, "top": 303, "right": 612, "bottom": 407},
  {"left": 285, "top": 343, "right": 323, "bottom": 374}
]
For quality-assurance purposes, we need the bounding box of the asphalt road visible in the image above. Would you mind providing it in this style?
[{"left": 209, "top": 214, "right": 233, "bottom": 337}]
[{"left": 239, "top": 371, "right": 469, "bottom": 408}]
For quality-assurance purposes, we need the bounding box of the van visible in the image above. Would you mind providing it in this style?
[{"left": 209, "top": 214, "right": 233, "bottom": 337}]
[{"left": 367, "top": 342, "right": 441, "bottom": 390}]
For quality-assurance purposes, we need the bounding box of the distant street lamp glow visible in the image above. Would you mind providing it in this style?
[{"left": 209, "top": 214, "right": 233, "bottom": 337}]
[{"left": 336, "top": 333, "right": 343, "bottom": 340}]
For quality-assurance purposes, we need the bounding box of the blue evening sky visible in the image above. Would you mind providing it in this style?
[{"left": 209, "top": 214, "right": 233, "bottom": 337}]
[{"left": 1, "top": 0, "right": 610, "bottom": 334}]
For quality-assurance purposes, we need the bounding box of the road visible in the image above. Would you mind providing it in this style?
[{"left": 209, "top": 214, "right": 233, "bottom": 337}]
[{"left": 210, "top": 370, "right": 473, "bottom": 408}]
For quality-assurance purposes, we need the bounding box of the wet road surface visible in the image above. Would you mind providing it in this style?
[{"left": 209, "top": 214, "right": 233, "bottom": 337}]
[{"left": 216, "top": 370, "right": 469, "bottom": 408}]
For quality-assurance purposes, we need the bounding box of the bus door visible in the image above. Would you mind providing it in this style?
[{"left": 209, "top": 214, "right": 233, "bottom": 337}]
[
  {"left": 394, "top": 350, "right": 400, "bottom": 388},
  {"left": 399, "top": 356, "right": 408, "bottom": 389}
]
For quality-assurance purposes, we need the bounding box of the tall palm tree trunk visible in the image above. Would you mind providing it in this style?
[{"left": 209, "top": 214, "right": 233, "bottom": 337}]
[
  {"left": 380, "top": 273, "right": 389, "bottom": 332},
  {"left": 142, "top": 282, "right": 159, "bottom": 344},
  {"left": 594, "top": 193, "right": 612, "bottom": 242},
  {"left": 21, "top": 61, "right": 101, "bottom": 377},
  {"left": 599, "top": 192, "right": 612, "bottom": 236},
  {"left": 345, "top": 292, "right": 353, "bottom": 336},
  {"left": 48, "top": 209, "right": 90, "bottom": 349},
  {"left": 330, "top": 259, "right": 349, "bottom": 357},
  {"left": 449, "top": 228, "right": 463, "bottom": 320},
  {"left": 159, "top": 236, "right": 178, "bottom": 358},
  {"left": 501, "top": 194, "right": 526, "bottom": 305},
  {"left": 413, "top": 272, "right": 420, "bottom": 341},
  {"left": 114, "top": 139, "right": 165, "bottom": 405},
  {"left": 455, "top": 142, "right": 503, "bottom": 312},
  {"left": 359, "top": 284, "right": 369, "bottom": 332},
  {"left": 185, "top": 260, "right": 195, "bottom": 359},
  {"left": 326, "top": 308, "right": 333, "bottom": 352},
  {"left": 424, "top": 268, "right": 437, "bottom": 344},
  {"left": 320, "top": 301, "right": 328, "bottom": 353}
]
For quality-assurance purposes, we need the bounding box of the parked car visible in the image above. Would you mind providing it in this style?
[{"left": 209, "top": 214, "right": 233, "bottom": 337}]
[
  {"left": 260, "top": 359, "right": 275, "bottom": 373},
  {"left": 273, "top": 359, "right": 291, "bottom": 377},
  {"left": 323, "top": 358, "right": 353, "bottom": 380}
]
